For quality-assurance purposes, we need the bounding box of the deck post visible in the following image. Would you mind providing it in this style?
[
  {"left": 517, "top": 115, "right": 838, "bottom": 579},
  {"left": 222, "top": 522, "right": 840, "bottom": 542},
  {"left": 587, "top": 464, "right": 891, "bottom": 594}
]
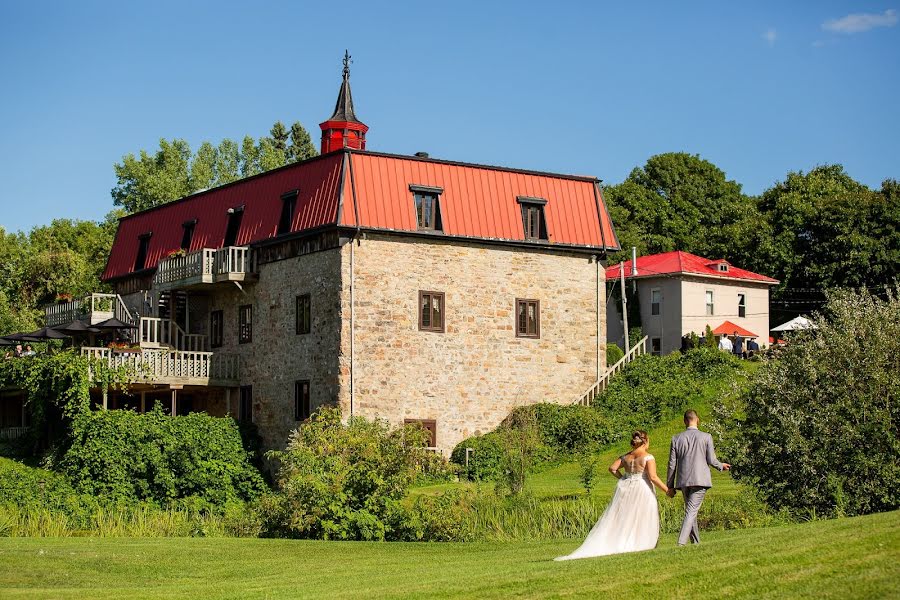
[
  {"left": 171, "top": 388, "right": 177, "bottom": 416},
  {"left": 225, "top": 388, "right": 232, "bottom": 416},
  {"left": 140, "top": 391, "right": 146, "bottom": 414},
  {"left": 102, "top": 386, "right": 108, "bottom": 410}
]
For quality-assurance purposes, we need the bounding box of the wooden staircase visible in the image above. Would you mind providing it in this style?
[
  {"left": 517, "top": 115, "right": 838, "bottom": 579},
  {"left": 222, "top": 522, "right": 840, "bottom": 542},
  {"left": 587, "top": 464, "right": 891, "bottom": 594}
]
[{"left": 574, "top": 336, "right": 648, "bottom": 406}]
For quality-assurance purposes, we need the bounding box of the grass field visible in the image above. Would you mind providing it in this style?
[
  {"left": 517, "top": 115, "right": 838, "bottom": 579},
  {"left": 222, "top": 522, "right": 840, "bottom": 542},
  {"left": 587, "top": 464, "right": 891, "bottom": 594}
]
[{"left": 0, "top": 510, "right": 897, "bottom": 599}]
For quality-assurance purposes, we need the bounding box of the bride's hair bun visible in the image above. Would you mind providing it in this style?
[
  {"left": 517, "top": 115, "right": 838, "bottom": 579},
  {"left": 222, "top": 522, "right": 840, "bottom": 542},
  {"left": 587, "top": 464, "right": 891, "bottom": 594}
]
[{"left": 631, "top": 430, "right": 649, "bottom": 448}]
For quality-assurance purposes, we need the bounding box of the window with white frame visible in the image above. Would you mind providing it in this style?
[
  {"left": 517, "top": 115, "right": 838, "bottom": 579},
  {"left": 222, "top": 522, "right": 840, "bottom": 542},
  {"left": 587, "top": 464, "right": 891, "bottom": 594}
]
[
  {"left": 651, "top": 289, "right": 661, "bottom": 316},
  {"left": 738, "top": 293, "right": 746, "bottom": 318},
  {"left": 705, "top": 290, "right": 714, "bottom": 316}
]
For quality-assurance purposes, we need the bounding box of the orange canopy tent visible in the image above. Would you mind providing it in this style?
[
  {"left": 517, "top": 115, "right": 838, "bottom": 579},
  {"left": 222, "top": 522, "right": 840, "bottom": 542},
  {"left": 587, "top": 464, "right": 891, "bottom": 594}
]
[{"left": 712, "top": 320, "right": 758, "bottom": 338}]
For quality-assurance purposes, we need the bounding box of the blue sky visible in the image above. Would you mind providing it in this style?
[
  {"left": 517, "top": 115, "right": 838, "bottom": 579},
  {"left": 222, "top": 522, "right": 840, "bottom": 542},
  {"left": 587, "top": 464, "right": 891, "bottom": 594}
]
[{"left": 1, "top": 1, "right": 898, "bottom": 232}]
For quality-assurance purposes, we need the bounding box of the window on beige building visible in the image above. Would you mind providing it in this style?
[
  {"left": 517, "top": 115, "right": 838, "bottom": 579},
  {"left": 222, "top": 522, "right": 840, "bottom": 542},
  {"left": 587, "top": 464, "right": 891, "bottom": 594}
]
[
  {"left": 239, "top": 386, "right": 252, "bottom": 422},
  {"left": 404, "top": 418, "right": 437, "bottom": 447},
  {"left": 516, "top": 299, "right": 540, "bottom": 338},
  {"left": 210, "top": 310, "right": 223, "bottom": 348},
  {"left": 296, "top": 294, "right": 311, "bottom": 334},
  {"left": 651, "top": 289, "right": 661, "bottom": 316},
  {"left": 410, "top": 185, "right": 443, "bottom": 231},
  {"left": 517, "top": 196, "right": 548, "bottom": 241},
  {"left": 294, "top": 380, "right": 311, "bottom": 421},
  {"left": 651, "top": 337, "right": 662, "bottom": 356},
  {"left": 238, "top": 304, "right": 252, "bottom": 343},
  {"left": 419, "top": 291, "right": 444, "bottom": 332},
  {"left": 705, "top": 290, "right": 714, "bottom": 316},
  {"left": 738, "top": 293, "right": 746, "bottom": 318}
]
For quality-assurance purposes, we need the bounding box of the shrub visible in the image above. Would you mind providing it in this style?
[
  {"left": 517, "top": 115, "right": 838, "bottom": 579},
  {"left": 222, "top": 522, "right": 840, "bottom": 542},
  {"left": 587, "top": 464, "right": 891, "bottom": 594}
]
[
  {"left": 261, "top": 407, "right": 433, "bottom": 540},
  {"left": 450, "top": 431, "right": 504, "bottom": 481},
  {"left": 0, "top": 457, "right": 97, "bottom": 524},
  {"left": 606, "top": 343, "right": 624, "bottom": 365},
  {"left": 56, "top": 407, "right": 267, "bottom": 507},
  {"left": 716, "top": 288, "right": 900, "bottom": 517}
]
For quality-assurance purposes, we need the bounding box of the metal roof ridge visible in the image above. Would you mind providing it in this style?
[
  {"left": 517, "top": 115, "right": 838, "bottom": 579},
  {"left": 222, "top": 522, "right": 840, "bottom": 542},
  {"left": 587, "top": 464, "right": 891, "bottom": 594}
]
[{"left": 346, "top": 148, "right": 601, "bottom": 183}]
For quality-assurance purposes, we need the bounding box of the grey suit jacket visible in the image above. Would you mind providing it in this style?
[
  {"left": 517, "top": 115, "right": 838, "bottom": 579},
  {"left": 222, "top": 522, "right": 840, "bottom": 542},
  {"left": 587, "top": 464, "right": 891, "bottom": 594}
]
[{"left": 666, "top": 427, "right": 723, "bottom": 490}]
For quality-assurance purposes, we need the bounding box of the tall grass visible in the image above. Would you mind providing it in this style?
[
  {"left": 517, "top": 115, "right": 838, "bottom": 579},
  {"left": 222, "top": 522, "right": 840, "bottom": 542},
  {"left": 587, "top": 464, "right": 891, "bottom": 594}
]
[
  {"left": 463, "top": 490, "right": 790, "bottom": 542},
  {"left": 0, "top": 504, "right": 261, "bottom": 538}
]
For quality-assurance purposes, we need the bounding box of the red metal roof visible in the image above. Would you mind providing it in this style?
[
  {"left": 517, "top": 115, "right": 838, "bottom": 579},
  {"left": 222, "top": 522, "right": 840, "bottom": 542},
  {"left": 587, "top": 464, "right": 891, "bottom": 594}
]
[
  {"left": 103, "top": 150, "right": 619, "bottom": 281},
  {"left": 713, "top": 320, "right": 758, "bottom": 338},
  {"left": 605, "top": 251, "right": 778, "bottom": 284}
]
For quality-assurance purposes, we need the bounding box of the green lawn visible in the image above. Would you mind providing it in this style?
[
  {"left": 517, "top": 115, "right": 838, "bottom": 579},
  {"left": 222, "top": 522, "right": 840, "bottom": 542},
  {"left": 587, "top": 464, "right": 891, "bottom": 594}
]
[{"left": 0, "top": 510, "right": 897, "bottom": 599}]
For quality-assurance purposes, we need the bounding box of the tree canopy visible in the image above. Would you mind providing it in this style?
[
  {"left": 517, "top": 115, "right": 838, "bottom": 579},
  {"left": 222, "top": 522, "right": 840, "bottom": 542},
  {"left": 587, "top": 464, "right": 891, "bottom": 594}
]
[{"left": 111, "top": 120, "right": 318, "bottom": 214}]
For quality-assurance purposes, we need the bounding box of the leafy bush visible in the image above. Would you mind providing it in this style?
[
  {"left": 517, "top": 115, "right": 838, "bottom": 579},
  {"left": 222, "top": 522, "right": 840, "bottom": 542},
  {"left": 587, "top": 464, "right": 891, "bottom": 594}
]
[
  {"left": 452, "top": 349, "right": 738, "bottom": 481},
  {"left": 606, "top": 343, "right": 624, "bottom": 365},
  {"left": 56, "top": 407, "right": 267, "bottom": 507},
  {"left": 0, "top": 457, "right": 97, "bottom": 523},
  {"left": 261, "top": 407, "right": 433, "bottom": 541},
  {"left": 716, "top": 288, "right": 900, "bottom": 517}
]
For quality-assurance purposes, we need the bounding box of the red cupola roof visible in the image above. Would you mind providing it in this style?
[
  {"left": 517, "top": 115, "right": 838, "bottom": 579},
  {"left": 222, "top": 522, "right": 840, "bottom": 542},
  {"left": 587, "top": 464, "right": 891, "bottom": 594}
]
[{"left": 319, "top": 51, "right": 368, "bottom": 154}]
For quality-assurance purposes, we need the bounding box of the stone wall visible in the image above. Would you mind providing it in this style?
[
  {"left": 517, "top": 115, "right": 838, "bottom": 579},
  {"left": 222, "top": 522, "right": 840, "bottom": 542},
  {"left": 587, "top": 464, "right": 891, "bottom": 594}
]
[
  {"left": 337, "top": 234, "right": 604, "bottom": 456},
  {"left": 205, "top": 247, "right": 344, "bottom": 450}
]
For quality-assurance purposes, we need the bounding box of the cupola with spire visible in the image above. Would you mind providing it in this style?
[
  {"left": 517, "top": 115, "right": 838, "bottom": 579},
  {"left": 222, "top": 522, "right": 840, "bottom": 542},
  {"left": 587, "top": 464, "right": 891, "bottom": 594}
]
[{"left": 319, "top": 50, "right": 368, "bottom": 154}]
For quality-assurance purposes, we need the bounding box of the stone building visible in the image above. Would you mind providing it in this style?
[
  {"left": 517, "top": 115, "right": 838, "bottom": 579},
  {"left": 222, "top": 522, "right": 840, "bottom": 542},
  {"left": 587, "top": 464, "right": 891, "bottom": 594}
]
[
  {"left": 606, "top": 251, "right": 778, "bottom": 356},
  {"left": 46, "top": 59, "right": 620, "bottom": 455}
]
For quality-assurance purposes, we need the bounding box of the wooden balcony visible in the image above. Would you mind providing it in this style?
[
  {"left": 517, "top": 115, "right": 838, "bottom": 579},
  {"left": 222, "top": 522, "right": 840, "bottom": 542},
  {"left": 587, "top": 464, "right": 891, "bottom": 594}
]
[
  {"left": 81, "top": 347, "right": 240, "bottom": 387},
  {"left": 153, "top": 247, "right": 258, "bottom": 291},
  {"left": 139, "top": 317, "right": 208, "bottom": 351},
  {"left": 45, "top": 293, "right": 134, "bottom": 328}
]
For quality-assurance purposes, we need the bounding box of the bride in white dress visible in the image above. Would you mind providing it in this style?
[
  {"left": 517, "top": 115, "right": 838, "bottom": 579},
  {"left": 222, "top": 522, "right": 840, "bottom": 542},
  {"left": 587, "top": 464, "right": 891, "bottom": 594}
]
[{"left": 556, "top": 430, "right": 670, "bottom": 560}]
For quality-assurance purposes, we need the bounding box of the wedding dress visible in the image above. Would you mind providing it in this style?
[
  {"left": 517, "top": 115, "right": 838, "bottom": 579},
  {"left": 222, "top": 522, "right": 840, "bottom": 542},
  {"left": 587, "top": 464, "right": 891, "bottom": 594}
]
[{"left": 555, "top": 453, "right": 660, "bottom": 560}]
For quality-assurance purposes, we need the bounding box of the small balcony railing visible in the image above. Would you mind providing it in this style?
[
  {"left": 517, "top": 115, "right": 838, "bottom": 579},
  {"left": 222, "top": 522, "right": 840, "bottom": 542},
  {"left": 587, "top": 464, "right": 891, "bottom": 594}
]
[
  {"left": 45, "top": 293, "right": 134, "bottom": 327},
  {"left": 139, "top": 317, "right": 208, "bottom": 351},
  {"left": 81, "top": 347, "right": 239, "bottom": 384},
  {"left": 0, "top": 426, "right": 30, "bottom": 441},
  {"left": 154, "top": 247, "right": 257, "bottom": 289}
]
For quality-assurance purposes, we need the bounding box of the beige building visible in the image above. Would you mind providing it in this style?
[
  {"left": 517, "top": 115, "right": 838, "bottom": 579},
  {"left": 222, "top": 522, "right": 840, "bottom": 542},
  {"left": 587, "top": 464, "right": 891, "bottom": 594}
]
[
  {"left": 607, "top": 251, "right": 778, "bottom": 356},
  {"left": 29, "top": 65, "right": 621, "bottom": 455}
]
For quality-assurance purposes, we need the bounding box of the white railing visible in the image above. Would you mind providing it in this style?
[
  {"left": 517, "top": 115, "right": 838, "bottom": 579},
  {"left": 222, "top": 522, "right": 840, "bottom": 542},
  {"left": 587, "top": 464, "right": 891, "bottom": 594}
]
[
  {"left": 574, "top": 336, "right": 648, "bottom": 406},
  {"left": 140, "top": 317, "right": 208, "bottom": 351},
  {"left": 0, "top": 426, "right": 29, "bottom": 440},
  {"left": 45, "top": 293, "right": 128, "bottom": 327},
  {"left": 154, "top": 246, "right": 255, "bottom": 287},
  {"left": 214, "top": 246, "right": 255, "bottom": 276},
  {"left": 82, "top": 347, "right": 239, "bottom": 382}
]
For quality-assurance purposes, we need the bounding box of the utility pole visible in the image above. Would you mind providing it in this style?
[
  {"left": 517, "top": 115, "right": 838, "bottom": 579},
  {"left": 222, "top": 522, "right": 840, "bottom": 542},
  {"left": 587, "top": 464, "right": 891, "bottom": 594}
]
[{"left": 621, "top": 261, "right": 630, "bottom": 352}]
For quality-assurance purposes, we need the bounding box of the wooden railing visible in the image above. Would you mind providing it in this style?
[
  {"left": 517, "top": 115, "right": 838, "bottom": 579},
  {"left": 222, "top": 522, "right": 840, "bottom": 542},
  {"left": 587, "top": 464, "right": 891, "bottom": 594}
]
[
  {"left": 81, "top": 347, "right": 239, "bottom": 382},
  {"left": 574, "top": 336, "right": 649, "bottom": 406},
  {"left": 45, "top": 293, "right": 133, "bottom": 327},
  {"left": 154, "top": 246, "right": 255, "bottom": 287},
  {"left": 0, "top": 426, "right": 29, "bottom": 441},
  {"left": 139, "top": 317, "right": 207, "bottom": 351}
]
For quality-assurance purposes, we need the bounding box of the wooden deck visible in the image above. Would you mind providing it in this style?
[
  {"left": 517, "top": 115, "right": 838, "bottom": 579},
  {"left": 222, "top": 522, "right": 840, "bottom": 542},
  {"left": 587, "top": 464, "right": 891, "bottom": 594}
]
[
  {"left": 81, "top": 347, "right": 240, "bottom": 387},
  {"left": 153, "top": 246, "right": 258, "bottom": 291}
]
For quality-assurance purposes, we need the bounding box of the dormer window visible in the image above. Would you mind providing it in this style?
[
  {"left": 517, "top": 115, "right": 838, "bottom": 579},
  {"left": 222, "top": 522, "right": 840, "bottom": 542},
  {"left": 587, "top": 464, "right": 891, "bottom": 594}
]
[
  {"left": 718, "top": 263, "right": 729, "bottom": 273},
  {"left": 224, "top": 205, "right": 245, "bottom": 247},
  {"left": 134, "top": 233, "right": 151, "bottom": 271},
  {"left": 410, "top": 185, "right": 443, "bottom": 232},
  {"left": 181, "top": 220, "right": 196, "bottom": 251},
  {"left": 517, "top": 196, "right": 548, "bottom": 241},
  {"left": 278, "top": 190, "right": 298, "bottom": 235}
]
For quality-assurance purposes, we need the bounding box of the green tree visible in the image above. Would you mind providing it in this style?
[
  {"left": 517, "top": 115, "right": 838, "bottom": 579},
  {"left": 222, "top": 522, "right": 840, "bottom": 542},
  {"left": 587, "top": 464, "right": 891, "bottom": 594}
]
[
  {"left": 111, "top": 139, "right": 193, "bottom": 214},
  {"left": 604, "top": 153, "right": 749, "bottom": 263},
  {"left": 216, "top": 138, "right": 240, "bottom": 184},
  {"left": 257, "top": 137, "right": 285, "bottom": 172},
  {"left": 240, "top": 135, "right": 261, "bottom": 178},
  {"left": 270, "top": 121, "right": 289, "bottom": 155},
  {"left": 289, "top": 121, "right": 318, "bottom": 162},
  {"left": 189, "top": 141, "right": 218, "bottom": 191}
]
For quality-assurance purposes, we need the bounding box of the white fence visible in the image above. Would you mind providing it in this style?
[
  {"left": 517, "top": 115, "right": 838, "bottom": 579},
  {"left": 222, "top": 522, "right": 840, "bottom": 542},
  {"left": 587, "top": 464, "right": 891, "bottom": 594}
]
[
  {"left": 81, "top": 347, "right": 239, "bottom": 382},
  {"left": 154, "top": 246, "right": 255, "bottom": 287},
  {"left": 574, "top": 336, "right": 649, "bottom": 406},
  {"left": 45, "top": 293, "right": 134, "bottom": 327},
  {"left": 140, "top": 317, "right": 208, "bottom": 351}
]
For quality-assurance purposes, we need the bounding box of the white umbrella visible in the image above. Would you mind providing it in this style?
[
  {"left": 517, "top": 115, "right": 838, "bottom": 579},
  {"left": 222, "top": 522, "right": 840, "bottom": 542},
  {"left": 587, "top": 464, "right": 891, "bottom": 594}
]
[{"left": 771, "top": 316, "right": 814, "bottom": 332}]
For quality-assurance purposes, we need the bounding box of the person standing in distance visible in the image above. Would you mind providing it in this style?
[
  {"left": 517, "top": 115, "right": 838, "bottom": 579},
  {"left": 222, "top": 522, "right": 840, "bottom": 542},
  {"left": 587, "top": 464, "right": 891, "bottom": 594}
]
[{"left": 666, "top": 409, "right": 730, "bottom": 546}]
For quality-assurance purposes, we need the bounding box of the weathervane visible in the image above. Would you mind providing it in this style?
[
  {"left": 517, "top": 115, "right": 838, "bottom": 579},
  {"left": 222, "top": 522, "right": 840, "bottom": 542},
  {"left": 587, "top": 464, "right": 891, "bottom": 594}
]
[{"left": 343, "top": 50, "right": 352, "bottom": 77}]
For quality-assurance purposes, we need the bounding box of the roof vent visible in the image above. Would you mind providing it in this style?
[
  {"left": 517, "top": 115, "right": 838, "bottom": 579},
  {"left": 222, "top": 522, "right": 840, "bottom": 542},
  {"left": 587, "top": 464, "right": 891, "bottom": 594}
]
[{"left": 415, "top": 151, "right": 429, "bottom": 158}]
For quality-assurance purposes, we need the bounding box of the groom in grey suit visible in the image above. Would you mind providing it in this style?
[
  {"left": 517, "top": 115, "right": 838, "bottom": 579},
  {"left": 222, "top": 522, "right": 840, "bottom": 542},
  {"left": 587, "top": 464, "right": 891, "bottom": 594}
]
[{"left": 666, "top": 409, "right": 730, "bottom": 546}]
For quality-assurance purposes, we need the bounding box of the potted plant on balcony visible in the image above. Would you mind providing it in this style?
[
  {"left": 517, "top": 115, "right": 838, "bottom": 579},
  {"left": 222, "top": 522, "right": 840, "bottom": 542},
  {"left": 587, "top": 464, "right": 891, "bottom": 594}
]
[
  {"left": 108, "top": 341, "right": 142, "bottom": 354},
  {"left": 167, "top": 249, "right": 187, "bottom": 258},
  {"left": 55, "top": 292, "right": 73, "bottom": 303}
]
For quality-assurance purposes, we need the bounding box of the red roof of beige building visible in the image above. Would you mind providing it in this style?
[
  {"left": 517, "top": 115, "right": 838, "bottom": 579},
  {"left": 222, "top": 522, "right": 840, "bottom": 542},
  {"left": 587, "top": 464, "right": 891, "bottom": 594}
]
[
  {"left": 102, "top": 150, "right": 620, "bottom": 281},
  {"left": 605, "top": 250, "right": 778, "bottom": 285}
]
